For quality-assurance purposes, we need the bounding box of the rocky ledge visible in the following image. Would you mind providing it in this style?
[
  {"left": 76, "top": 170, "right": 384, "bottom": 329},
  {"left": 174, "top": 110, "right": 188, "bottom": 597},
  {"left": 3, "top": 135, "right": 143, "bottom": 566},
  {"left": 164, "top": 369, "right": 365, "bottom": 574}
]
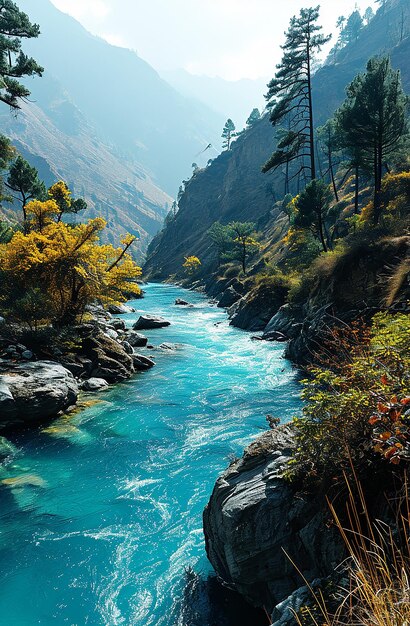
[
  {"left": 203, "top": 425, "right": 345, "bottom": 623},
  {"left": 0, "top": 361, "right": 78, "bottom": 427},
  {"left": 0, "top": 304, "right": 167, "bottom": 428}
]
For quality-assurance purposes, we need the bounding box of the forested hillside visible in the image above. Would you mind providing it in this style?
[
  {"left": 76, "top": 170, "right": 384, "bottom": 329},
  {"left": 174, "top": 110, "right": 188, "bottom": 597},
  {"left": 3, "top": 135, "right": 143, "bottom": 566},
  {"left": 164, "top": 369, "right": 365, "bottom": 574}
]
[{"left": 145, "top": 0, "right": 410, "bottom": 277}]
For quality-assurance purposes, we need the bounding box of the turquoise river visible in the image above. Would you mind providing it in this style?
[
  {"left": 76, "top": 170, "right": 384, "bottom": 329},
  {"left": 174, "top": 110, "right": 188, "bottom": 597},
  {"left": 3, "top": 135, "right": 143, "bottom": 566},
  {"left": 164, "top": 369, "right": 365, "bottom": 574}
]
[{"left": 0, "top": 283, "right": 302, "bottom": 625}]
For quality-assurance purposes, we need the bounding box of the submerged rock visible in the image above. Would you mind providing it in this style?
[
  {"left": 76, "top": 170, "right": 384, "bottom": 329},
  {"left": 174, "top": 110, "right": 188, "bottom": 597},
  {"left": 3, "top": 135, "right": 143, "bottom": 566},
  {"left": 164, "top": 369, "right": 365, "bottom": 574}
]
[
  {"left": 133, "top": 315, "right": 171, "bottom": 330},
  {"left": 0, "top": 361, "right": 79, "bottom": 426},
  {"left": 203, "top": 425, "right": 344, "bottom": 614}
]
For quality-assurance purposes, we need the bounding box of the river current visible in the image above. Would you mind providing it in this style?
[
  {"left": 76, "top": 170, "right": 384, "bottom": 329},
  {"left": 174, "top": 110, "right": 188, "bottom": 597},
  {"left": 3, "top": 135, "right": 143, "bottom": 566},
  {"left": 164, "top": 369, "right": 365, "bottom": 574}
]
[{"left": 0, "top": 284, "right": 302, "bottom": 625}]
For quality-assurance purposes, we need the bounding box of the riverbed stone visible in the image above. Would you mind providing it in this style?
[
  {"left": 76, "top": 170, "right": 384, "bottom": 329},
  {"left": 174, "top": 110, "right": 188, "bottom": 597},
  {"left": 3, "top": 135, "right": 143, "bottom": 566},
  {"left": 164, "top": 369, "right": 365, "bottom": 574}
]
[
  {"left": 107, "top": 303, "right": 135, "bottom": 314},
  {"left": 81, "top": 377, "right": 109, "bottom": 391},
  {"left": 133, "top": 353, "right": 155, "bottom": 371},
  {"left": 125, "top": 331, "right": 148, "bottom": 348},
  {"left": 0, "top": 361, "right": 79, "bottom": 426},
  {"left": 133, "top": 315, "right": 171, "bottom": 330}
]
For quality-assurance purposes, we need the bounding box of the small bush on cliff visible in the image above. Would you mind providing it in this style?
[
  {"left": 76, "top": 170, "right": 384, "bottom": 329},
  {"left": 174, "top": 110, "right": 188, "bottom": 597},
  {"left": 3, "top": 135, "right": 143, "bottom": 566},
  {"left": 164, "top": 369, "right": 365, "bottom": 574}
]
[
  {"left": 183, "top": 255, "right": 201, "bottom": 275},
  {"left": 287, "top": 312, "right": 410, "bottom": 484}
]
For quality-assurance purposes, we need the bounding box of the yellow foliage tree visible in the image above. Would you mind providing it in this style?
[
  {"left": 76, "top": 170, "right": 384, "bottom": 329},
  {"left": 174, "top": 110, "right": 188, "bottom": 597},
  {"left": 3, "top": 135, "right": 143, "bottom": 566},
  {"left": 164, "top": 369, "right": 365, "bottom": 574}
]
[
  {"left": 183, "top": 256, "right": 201, "bottom": 275},
  {"left": 0, "top": 199, "right": 141, "bottom": 327}
]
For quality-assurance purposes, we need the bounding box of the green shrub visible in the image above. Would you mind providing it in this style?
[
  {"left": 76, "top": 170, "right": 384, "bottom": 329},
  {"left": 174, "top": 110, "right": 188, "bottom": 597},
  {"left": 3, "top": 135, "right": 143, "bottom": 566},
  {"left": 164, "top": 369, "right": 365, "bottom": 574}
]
[{"left": 287, "top": 313, "right": 410, "bottom": 485}]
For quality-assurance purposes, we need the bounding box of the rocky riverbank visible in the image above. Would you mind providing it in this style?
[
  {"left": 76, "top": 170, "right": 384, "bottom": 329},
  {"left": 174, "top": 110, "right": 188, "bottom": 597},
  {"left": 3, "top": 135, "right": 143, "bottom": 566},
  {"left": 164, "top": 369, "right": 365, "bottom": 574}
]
[
  {"left": 203, "top": 425, "right": 345, "bottom": 623},
  {"left": 203, "top": 423, "right": 399, "bottom": 625},
  {"left": 0, "top": 303, "right": 169, "bottom": 429}
]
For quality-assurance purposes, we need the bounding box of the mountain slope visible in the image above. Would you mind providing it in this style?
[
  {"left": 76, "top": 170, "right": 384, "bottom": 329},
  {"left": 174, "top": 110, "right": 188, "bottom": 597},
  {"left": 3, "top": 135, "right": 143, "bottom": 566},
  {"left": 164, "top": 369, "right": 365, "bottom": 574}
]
[
  {"left": 0, "top": 73, "right": 171, "bottom": 259},
  {"left": 16, "top": 0, "right": 224, "bottom": 195},
  {"left": 144, "top": 0, "right": 410, "bottom": 278},
  {"left": 162, "top": 70, "right": 267, "bottom": 130}
]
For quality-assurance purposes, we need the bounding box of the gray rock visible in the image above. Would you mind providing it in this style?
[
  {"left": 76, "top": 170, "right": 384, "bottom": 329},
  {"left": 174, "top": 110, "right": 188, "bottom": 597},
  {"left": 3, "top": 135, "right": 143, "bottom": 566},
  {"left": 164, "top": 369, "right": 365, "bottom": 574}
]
[
  {"left": 121, "top": 341, "right": 134, "bottom": 355},
  {"left": 104, "top": 328, "right": 118, "bottom": 340},
  {"left": 77, "top": 326, "right": 135, "bottom": 383},
  {"left": 81, "top": 377, "right": 109, "bottom": 391},
  {"left": 133, "top": 353, "right": 155, "bottom": 371},
  {"left": 133, "top": 315, "right": 171, "bottom": 330},
  {"left": 263, "top": 331, "right": 288, "bottom": 343},
  {"left": 217, "top": 286, "right": 242, "bottom": 309},
  {"left": 21, "top": 350, "right": 34, "bottom": 360},
  {"left": 0, "top": 316, "right": 5, "bottom": 325},
  {"left": 107, "top": 303, "right": 135, "bottom": 314},
  {"left": 109, "top": 319, "right": 126, "bottom": 332},
  {"left": 158, "top": 343, "right": 179, "bottom": 351},
  {"left": 203, "top": 425, "right": 344, "bottom": 614},
  {"left": 125, "top": 331, "right": 148, "bottom": 348},
  {"left": 175, "top": 298, "right": 190, "bottom": 306},
  {"left": 0, "top": 361, "right": 79, "bottom": 426},
  {"left": 271, "top": 582, "right": 321, "bottom": 625}
]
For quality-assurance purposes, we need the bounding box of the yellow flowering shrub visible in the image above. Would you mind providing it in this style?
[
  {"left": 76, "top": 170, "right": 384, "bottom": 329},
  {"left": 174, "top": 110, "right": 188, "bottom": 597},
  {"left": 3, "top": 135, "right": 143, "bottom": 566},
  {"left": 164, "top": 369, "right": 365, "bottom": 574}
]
[{"left": 0, "top": 199, "right": 141, "bottom": 327}]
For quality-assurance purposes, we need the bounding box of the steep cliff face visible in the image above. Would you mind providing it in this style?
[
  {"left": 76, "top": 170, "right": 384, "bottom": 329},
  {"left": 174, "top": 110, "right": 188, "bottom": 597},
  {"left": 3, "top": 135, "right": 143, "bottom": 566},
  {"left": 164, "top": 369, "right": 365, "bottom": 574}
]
[
  {"left": 144, "top": 0, "right": 410, "bottom": 278},
  {"left": 145, "top": 117, "right": 278, "bottom": 278},
  {"left": 203, "top": 426, "right": 345, "bottom": 619}
]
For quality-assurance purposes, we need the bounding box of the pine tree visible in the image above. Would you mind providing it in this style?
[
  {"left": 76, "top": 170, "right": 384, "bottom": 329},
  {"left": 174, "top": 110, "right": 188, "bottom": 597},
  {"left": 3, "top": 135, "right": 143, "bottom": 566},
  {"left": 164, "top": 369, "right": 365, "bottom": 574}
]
[
  {"left": 293, "top": 179, "right": 333, "bottom": 252},
  {"left": 207, "top": 222, "right": 233, "bottom": 266},
  {"left": 0, "top": 0, "right": 43, "bottom": 108},
  {"left": 263, "top": 6, "right": 331, "bottom": 181},
  {"left": 246, "top": 108, "right": 261, "bottom": 128},
  {"left": 317, "top": 120, "right": 340, "bottom": 202},
  {"left": 222, "top": 119, "right": 236, "bottom": 151},
  {"left": 341, "top": 11, "right": 363, "bottom": 44},
  {"left": 363, "top": 7, "right": 374, "bottom": 25},
  {"left": 6, "top": 156, "right": 46, "bottom": 223},
  {"left": 335, "top": 56, "right": 409, "bottom": 223},
  {"left": 0, "top": 134, "right": 15, "bottom": 203}
]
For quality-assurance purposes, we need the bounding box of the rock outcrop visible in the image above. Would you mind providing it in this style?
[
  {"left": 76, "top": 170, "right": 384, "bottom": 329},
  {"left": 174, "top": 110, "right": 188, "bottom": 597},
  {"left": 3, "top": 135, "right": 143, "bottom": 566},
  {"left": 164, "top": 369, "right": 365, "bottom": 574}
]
[
  {"left": 133, "top": 315, "right": 171, "bottom": 330},
  {"left": 0, "top": 361, "right": 78, "bottom": 426},
  {"left": 203, "top": 425, "right": 345, "bottom": 616}
]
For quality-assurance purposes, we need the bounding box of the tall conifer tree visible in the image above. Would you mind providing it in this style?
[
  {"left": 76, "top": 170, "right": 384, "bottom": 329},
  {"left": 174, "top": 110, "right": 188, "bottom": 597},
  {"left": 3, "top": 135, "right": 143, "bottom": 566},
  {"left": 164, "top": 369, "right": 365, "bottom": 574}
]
[
  {"left": 0, "top": 0, "right": 43, "bottom": 108},
  {"left": 335, "top": 56, "right": 409, "bottom": 223},
  {"left": 263, "top": 6, "right": 331, "bottom": 181}
]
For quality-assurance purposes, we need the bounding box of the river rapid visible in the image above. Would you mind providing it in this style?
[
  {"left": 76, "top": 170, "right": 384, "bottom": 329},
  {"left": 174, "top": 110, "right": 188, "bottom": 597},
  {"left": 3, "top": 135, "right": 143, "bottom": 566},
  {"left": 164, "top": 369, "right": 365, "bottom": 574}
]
[{"left": 0, "top": 284, "right": 302, "bottom": 625}]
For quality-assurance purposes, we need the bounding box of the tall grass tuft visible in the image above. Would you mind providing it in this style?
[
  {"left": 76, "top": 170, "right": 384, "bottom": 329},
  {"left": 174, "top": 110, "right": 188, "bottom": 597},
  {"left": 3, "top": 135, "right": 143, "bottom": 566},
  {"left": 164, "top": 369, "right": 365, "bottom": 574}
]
[{"left": 291, "top": 472, "right": 410, "bottom": 626}]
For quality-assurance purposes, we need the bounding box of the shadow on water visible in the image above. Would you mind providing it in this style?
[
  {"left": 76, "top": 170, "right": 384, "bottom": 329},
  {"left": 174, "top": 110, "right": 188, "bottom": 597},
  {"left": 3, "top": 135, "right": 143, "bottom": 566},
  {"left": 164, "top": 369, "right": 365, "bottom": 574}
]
[{"left": 174, "top": 568, "right": 269, "bottom": 626}]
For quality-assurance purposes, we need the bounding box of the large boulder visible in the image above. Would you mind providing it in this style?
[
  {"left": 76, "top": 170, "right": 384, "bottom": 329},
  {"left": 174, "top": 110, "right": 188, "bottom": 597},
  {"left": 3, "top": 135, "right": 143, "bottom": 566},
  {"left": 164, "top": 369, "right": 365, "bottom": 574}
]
[
  {"left": 125, "top": 331, "right": 148, "bottom": 348},
  {"left": 81, "top": 329, "right": 135, "bottom": 383},
  {"left": 0, "top": 361, "right": 79, "bottom": 426},
  {"left": 133, "top": 315, "right": 171, "bottom": 330},
  {"left": 133, "top": 354, "right": 155, "bottom": 371},
  {"left": 80, "top": 377, "right": 109, "bottom": 392},
  {"left": 217, "top": 286, "right": 242, "bottom": 309},
  {"left": 203, "top": 425, "right": 345, "bottom": 614}
]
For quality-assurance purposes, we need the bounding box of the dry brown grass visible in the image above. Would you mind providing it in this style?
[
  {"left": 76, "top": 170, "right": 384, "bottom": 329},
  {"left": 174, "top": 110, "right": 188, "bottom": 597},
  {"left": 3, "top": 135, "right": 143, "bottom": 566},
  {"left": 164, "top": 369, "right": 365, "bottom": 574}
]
[{"left": 290, "top": 473, "right": 410, "bottom": 626}]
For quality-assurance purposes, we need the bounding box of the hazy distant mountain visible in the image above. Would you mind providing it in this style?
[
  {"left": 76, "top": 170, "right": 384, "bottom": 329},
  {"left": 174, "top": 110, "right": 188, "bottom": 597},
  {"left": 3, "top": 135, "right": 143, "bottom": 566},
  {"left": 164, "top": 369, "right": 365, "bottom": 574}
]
[
  {"left": 0, "top": 72, "right": 171, "bottom": 259},
  {"left": 16, "top": 0, "right": 225, "bottom": 195},
  {"left": 163, "top": 70, "right": 268, "bottom": 130}
]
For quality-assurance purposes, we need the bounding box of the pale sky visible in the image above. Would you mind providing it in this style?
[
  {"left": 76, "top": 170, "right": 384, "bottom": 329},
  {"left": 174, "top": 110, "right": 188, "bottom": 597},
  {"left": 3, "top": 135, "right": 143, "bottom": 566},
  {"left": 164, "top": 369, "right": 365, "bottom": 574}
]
[{"left": 50, "top": 0, "right": 377, "bottom": 81}]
